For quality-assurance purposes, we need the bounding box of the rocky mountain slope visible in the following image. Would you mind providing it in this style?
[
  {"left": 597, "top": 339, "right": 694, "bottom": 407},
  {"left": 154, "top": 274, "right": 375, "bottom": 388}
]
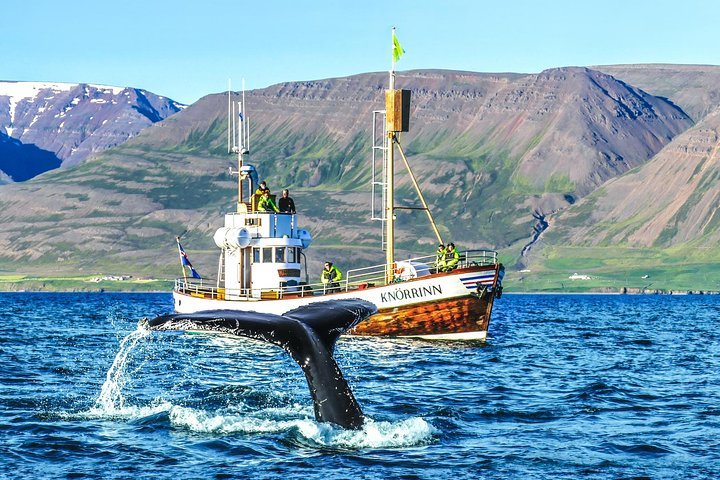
[
  {"left": 595, "top": 64, "right": 720, "bottom": 122},
  {"left": 0, "top": 68, "right": 695, "bottom": 280},
  {"left": 0, "top": 81, "right": 183, "bottom": 182},
  {"left": 543, "top": 105, "right": 720, "bottom": 248}
]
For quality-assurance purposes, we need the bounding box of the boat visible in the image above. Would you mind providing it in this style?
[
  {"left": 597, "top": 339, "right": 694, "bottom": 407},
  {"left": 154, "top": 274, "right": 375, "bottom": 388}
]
[{"left": 171, "top": 30, "right": 504, "bottom": 340}]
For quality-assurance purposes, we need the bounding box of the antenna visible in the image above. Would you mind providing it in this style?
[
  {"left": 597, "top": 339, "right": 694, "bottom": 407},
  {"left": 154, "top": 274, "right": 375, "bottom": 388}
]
[
  {"left": 227, "top": 79, "right": 236, "bottom": 154},
  {"left": 242, "top": 79, "right": 249, "bottom": 154},
  {"left": 228, "top": 79, "right": 249, "bottom": 212}
]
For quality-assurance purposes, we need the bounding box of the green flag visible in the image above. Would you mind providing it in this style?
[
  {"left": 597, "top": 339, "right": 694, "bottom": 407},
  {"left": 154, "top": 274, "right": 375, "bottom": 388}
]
[{"left": 392, "top": 31, "right": 404, "bottom": 62}]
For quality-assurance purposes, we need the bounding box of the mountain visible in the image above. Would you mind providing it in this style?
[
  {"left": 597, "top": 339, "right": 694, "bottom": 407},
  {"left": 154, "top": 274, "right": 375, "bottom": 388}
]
[
  {"left": 0, "top": 81, "right": 184, "bottom": 181},
  {"left": 539, "top": 104, "right": 720, "bottom": 248},
  {"left": 594, "top": 64, "right": 720, "bottom": 122},
  {"left": 518, "top": 102, "right": 720, "bottom": 291},
  {"left": 0, "top": 68, "right": 694, "bottom": 284}
]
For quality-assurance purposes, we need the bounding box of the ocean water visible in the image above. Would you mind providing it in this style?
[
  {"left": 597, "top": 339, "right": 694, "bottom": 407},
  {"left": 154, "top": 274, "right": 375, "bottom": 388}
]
[{"left": 1, "top": 292, "right": 719, "bottom": 479}]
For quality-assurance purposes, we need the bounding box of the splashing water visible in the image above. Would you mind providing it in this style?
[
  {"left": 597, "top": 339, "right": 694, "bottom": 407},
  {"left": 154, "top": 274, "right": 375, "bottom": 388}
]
[
  {"left": 168, "top": 404, "right": 436, "bottom": 449},
  {"left": 91, "top": 323, "right": 151, "bottom": 414},
  {"left": 79, "top": 318, "right": 437, "bottom": 450}
]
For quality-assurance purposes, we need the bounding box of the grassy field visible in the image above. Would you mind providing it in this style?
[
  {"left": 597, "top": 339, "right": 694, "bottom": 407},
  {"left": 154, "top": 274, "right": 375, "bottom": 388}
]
[
  {"left": 502, "top": 245, "right": 720, "bottom": 293},
  {"left": 0, "top": 275, "right": 174, "bottom": 292}
]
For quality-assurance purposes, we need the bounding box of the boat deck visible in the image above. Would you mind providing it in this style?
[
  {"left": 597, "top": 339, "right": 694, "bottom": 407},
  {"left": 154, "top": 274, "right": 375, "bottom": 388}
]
[{"left": 175, "top": 249, "right": 499, "bottom": 301}]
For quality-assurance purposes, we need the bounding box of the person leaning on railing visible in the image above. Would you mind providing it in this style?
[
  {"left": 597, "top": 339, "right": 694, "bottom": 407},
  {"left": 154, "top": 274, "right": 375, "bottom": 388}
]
[
  {"left": 278, "top": 189, "right": 296, "bottom": 214},
  {"left": 321, "top": 261, "right": 342, "bottom": 293}
]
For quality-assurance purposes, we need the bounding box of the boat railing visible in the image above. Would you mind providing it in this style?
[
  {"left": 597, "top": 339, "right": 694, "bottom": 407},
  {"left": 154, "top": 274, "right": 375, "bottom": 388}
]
[
  {"left": 175, "top": 249, "right": 497, "bottom": 301},
  {"left": 344, "top": 249, "right": 497, "bottom": 289}
]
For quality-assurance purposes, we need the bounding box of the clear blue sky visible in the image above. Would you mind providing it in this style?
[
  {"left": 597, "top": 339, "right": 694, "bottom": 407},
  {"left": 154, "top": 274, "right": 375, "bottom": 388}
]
[{"left": 2, "top": 0, "right": 718, "bottom": 104}]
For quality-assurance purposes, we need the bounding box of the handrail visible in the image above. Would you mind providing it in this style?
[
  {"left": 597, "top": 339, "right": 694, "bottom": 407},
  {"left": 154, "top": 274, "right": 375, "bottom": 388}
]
[{"left": 174, "top": 249, "right": 498, "bottom": 301}]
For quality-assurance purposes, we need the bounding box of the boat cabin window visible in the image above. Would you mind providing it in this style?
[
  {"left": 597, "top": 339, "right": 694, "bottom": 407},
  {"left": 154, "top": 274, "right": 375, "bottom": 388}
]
[
  {"left": 253, "top": 247, "right": 261, "bottom": 263},
  {"left": 288, "top": 248, "right": 296, "bottom": 263},
  {"left": 275, "top": 247, "right": 286, "bottom": 263},
  {"left": 245, "top": 218, "right": 260, "bottom": 226},
  {"left": 263, "top": 248, "right": 272, "bottom": 263}
]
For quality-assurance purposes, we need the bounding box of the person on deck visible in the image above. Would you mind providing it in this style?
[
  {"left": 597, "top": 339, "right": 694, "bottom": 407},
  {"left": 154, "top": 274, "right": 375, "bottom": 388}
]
[
  {"left": 321, "top": 261, "right": 343, "bottom": 293},
  {"left": 278, "top": 189, "right": 296, "bottom": 214},
  {"left": 442, "top": 242, "right": 460, "bottom": 272},
  {"left": 257, "top": 190, "right": 279, "bottom": 213},
  {"left": 255, "top": 181, "right": 271, "bottom": 197},
  {"left": 433, "top": 244, "right": 446, "bottom": 273}
]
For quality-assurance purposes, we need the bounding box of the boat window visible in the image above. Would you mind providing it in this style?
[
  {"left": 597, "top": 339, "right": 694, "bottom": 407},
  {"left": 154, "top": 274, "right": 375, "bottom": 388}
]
[
  {"left": 253, "top": 247, "right": 261, "bottom": 263},
  {"left": 275, "top": 247, "right": 286, "bottom": 263},
  {"left": 288, "top": 248, "right": 296, "bottom": 263},
  {"left": 263, "top": 248, "right": 272, "bottom": 263}
]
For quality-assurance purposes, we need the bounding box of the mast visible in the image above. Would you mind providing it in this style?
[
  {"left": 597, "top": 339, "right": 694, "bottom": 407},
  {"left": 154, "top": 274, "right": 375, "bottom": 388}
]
[
  {"left": 385, "top": 28, "right": 397, "bottom": 282},
  {"left": 384, "top": 27, "right": 409, "bottom": 282}
]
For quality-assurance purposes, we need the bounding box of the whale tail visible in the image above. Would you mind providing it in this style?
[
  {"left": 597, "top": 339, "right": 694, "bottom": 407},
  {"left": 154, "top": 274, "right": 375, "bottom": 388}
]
[{"left": 146, "top": 299, "right": 377, "bottom": 429}]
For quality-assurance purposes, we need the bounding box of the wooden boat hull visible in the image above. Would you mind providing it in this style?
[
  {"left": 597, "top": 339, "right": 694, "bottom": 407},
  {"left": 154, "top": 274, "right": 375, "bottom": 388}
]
[{"left": 350, "top": 293, "right": 493, "bottom": 339}]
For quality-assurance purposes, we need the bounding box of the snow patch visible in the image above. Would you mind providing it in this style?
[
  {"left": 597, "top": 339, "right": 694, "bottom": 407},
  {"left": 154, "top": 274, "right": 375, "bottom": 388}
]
[
  {"left": 0, "top": 81, "right": 76, "bottom": 127},
  {"left": 0, "top": 81, "right": 127, "bottom": 130}
]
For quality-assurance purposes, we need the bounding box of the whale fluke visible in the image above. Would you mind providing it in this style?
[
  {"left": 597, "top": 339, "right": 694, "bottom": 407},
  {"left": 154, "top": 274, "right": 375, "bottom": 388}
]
[{"left": 146, "top": 299, "right": 377, "bottom": 429}]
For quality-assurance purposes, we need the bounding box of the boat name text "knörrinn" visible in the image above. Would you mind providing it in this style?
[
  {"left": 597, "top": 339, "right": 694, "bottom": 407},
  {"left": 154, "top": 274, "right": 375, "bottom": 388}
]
[{"left": 380, "top": 284, "right": 442, "bottom": 303}]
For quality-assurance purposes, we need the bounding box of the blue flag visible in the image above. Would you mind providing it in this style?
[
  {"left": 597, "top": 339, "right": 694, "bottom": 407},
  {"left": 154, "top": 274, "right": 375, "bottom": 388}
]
[{"left": 177, "top": 240, "right": 201, "bottom": 279}]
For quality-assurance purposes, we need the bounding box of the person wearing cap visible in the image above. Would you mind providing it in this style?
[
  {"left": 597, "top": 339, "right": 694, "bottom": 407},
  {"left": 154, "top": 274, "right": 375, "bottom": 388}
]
[
  {"left": 433, "top": 244, "right": 446, "bottom": 273},
  {"left": 442, "top": 242, "right": 460, "bottom": 271},
  {"left": 278, "top": 189, "right": 296, "bottom": 214},
  {"left": 257, "top": 190, "right": 279, "bottom": 213},
  {"left": 321, "top": 261, "right": 343, "bottom": 293}
]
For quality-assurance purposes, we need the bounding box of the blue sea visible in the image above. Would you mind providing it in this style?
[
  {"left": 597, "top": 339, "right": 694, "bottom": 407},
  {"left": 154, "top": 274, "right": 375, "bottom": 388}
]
[{"left": 1, "top": 292, "right": 719, "bottom": 479}]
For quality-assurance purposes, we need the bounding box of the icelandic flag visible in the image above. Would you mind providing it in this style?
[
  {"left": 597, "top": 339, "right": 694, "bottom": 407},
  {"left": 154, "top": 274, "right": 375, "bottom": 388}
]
[{"left": 177, "top": 240, "right": 201, "bottom": 279}]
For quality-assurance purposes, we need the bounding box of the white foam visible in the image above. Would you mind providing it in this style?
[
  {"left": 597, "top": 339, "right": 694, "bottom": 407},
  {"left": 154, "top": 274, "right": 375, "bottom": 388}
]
[
  {"left": 82, "top": 400, "right": 174, "bottom": 420},
  {"left": 169, "top": 404, "right": 436, "bottom": 448},
  {"left": 169, "top": 405, "right": 314, "bottom": 434},
  {"left": 298, "top": 417, "right": 437, "bottom": 449}
]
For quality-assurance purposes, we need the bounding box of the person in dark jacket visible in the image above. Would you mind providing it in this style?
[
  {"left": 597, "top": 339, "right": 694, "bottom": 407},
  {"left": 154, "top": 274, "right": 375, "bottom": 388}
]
[{"left": 278, "top": 189, "right": 296, "bottom": 214}]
